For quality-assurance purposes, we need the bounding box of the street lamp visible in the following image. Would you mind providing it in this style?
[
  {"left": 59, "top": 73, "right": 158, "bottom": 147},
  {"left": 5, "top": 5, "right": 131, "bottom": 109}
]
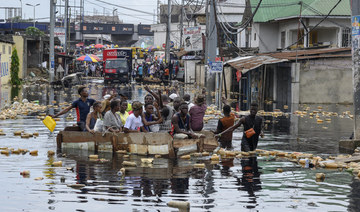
[
  {"left": 26, "top": 3, "right": 40, "bottom": 27},
  {"left": 113, "top": 8, "right": 117, "bottom": 24}
]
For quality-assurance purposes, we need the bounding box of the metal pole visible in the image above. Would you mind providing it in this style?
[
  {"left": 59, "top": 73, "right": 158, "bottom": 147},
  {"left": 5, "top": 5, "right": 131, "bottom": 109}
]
[
  {"left": 33, "top": 6, "right": 35, "bottom": 27},
  {"left": 50, "top": 0, "right": 56, "bottom": 83},
  {"left": 239, "top": 77, "right": 241, "bottom": 111},
  {"left": 165, "top": 0, "right": 171, "bottom": 71},
  {"left": 20, "top": 0, "right": 22, "bottom": 20},
  {"left": 64, "top": 0, "right": 68, "bottom": 54},
  {"left": 179, "top": 0, "right": 184, "bottom": 48},
  {"left": 351, "top": 0, "right": 360, "bottom": 139},
  {"left": 205, "top": 0, "right": 217, "bottom": 101}
]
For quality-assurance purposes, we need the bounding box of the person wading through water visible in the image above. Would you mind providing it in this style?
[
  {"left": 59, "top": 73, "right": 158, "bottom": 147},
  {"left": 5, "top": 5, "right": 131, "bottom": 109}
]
[
  {"left": 215, "top": 103, "right": 264, "bottom": 152},
  {"left": 51, "top": 87, "right": 95, "bottom": 131}
]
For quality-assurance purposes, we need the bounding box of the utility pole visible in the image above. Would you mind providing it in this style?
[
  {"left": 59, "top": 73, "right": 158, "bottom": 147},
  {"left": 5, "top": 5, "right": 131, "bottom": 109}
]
[
  {"left": 113, "top": 8, "right": 117, "bottom": 24},
  {"left": 50, "top": 0, "right": 56, "bottom": 83},
  {"left": 351, "top": 0, "right": 360, "bottom": 139},
  {"left": 179, "top": 0, "right": 184, "bottom": 49},
  {"left": 205, "top": 0, "right": 217, "bottom": 100},
  {"left": 157, "top": 0, "right": 161, "bottom": 24},
  {"left": 19, "top": 0, "right": 23, "bottom": 20},
  {"left": 64, "top": 0, "right": 68, "bottom": 54},
  {"left": 165, "top": 0, "right": 171, "bottom": 70}
]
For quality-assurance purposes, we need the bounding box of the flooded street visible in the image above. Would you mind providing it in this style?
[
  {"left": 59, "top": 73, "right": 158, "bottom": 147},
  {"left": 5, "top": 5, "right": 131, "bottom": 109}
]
[{"left": 0, "top": 80, "right": 358, "bottom": 211}]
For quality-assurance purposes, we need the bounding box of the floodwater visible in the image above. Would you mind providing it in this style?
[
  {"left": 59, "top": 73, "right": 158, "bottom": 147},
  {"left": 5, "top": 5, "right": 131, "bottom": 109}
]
[{"left": 0, "top": 80, "right": 358, "bottom": 211}]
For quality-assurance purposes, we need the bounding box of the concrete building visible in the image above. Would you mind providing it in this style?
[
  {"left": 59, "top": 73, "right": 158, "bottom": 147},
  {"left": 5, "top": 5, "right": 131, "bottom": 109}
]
[
  {"left": 151, "top": 0, "right": 247, "bottom": 48},
  {"left": 247, "top": 0, "right": 351, "bottom": 53},
  {"left": 0, "top": 35, "right": 14, "bottom": 85},
  {"left": 226, "top": 48, "right": 352, "bottom": 111}
]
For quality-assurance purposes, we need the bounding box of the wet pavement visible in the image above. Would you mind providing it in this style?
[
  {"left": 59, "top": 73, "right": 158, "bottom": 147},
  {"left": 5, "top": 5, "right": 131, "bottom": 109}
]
[{"left": 0, "top": 80, "right": 358, "bottom": 211}]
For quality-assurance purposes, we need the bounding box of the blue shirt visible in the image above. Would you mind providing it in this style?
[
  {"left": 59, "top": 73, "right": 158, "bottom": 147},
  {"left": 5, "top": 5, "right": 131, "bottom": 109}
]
[
  {"left": 72, "top": 98, "right": 95, "bottom": 123},
  {"left": 138, "top": 67, "right": 143, "bottom": 75}
]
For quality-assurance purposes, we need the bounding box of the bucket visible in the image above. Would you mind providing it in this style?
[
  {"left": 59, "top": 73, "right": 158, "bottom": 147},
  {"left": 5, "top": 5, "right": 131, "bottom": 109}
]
[{"left": 42, "top": 116, "right": 56, "bottom": 132}]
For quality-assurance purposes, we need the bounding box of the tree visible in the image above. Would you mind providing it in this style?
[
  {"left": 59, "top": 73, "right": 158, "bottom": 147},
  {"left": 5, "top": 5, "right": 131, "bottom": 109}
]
[
  {"left": 25, "top": 27, "right": 44, "bottom": 37},
  {"left": 10, "top": 47, "right": 21, "bottom": 86}
]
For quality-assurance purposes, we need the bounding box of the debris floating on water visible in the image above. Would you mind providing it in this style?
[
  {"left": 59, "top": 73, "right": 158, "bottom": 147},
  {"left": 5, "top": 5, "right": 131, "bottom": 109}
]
[
  {"left": 167, "top": 201, "right": 190, "bottom": 211},
  {"left": 52, "top": 161, "right": 62, "bottom": 167},
  {"left": 67, "top": 184, "right": 85, "bottom": 189},
  {"left": 122, "top": 161, "right": 136, "bottom": 167}
]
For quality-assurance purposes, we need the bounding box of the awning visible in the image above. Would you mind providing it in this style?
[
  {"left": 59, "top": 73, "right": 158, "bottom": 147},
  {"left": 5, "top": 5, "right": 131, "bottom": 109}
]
[{"left": 225, "top": 55, "right": 288, "bottom": 74}]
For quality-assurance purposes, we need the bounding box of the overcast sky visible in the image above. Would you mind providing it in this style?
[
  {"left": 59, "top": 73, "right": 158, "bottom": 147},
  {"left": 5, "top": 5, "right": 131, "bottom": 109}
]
[{"left": 0, "top": 0, "right": 165, "bottom": 24}]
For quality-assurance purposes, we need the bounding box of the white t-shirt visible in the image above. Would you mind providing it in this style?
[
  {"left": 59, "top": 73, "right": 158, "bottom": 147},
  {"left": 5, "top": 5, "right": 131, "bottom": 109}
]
[{"left": 124, "top": 113, "right": 143, "bottom": 130}]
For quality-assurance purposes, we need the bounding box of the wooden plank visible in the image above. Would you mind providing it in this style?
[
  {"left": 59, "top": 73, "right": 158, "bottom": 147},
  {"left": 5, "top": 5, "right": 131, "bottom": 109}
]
[
  {"left": 62, "top": 141, "right": 95, "bottom": 150},
  {"left": 335, "top": 156, "right": 360, "bottom": 163},
  {"left": 61, "top": 131, "right": 112, "bottom": 143},
  {"left": 173, "top": 139, "right": 199, "bottom": 148},
  {"left": 56, "top": 133, "right": 62, "bottom": 150},
  {"left": 168, "top": 140, "right": 175, "bottom": 158},
  {"left": 129, "top": 144, "right": 148, "bottom": 155},
  {"left": 64, "top": 126, "right": 81, "bottom": 131},
  {"left": 148, "top": 145, "right": 169, "bottom": 155},
  {"left": 145, "top": 133, "right": 173, "bottom": 145}
]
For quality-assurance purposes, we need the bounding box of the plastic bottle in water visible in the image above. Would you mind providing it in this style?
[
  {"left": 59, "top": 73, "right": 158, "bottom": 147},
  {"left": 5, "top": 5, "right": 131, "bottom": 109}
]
[{"left": 305, "top": 159, "right": 309, "bottom": 168}]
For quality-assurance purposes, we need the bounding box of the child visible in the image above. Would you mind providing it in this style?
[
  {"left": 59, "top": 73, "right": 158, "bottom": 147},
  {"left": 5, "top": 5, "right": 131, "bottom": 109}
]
[
  {"left": 124, "top": 101, "right": 147, "bottom": 133},
  {"left": 213, "top": 105, "right": 235, "bottom": 149}
]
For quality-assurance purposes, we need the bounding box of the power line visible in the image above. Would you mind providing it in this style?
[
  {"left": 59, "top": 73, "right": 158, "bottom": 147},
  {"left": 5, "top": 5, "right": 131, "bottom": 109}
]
[
  {"left": 283, "top": 0, "right": 343, "bottom": 50},
  {"left": 91, "top": 0, "right": 154, "bottom": 15},
  {"left": 84, "top": 0, "right": 154, "bottom": 22}
]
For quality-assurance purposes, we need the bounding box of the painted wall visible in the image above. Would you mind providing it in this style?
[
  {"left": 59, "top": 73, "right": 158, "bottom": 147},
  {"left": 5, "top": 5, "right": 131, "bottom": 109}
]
[
  {"left": 251, "top": 18, "right": 351, "bottom": 51},
  {"left": 184, "top": 60, "right": 200, "bottom": 84},
  {"left": 259, "top": 23, "right": 279, "bottom": 52},
  {"left": 299, "top": 58, "right": 352, "bottom": 104},
  {"left": 0, "top": 42, "right": 12, "bottom": 85},
  {"left": 12, "top": 36, "right": 24, "bottom": 79}
]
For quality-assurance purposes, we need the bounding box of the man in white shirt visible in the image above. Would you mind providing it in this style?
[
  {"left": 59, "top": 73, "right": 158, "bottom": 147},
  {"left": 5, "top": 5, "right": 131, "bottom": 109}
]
[{"left": 124, "top": 101, "right": 147, "bottom": 133}]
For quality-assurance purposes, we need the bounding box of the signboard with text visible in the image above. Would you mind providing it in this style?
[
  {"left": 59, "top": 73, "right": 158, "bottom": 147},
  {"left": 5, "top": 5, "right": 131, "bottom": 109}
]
[
  {"left": 54, "top": 27, "right": 66, "bottom": 46},
  {"left": 209, "top": 61, "right": 223, "bottom": 73},
  {"left": 183, "top": 26, "right": 203, "bottom": 51}
]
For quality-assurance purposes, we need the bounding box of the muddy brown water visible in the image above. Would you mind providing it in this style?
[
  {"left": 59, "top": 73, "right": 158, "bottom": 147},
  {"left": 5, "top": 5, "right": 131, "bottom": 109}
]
[{"left": 0, "top": 81, "right": 358, "bottom": 211}]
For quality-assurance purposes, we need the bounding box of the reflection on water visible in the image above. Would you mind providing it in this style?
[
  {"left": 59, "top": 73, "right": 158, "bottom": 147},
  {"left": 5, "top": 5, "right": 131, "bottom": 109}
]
[{"left": 0, "top": 81, "right": 358, "bottom": 211}]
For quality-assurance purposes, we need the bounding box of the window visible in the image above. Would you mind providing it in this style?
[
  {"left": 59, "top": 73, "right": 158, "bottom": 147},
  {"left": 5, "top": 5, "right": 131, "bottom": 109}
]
[
  {"left": 281, "top": 31, "right": 286, "bottom": 48},
  {"left": 342, "top": 28, "right": 351, "bottom": 47},
  {"left": 8, "top": 46, "right": 11, "bottom": 54},
  {"left": 254, "top": 33, "right": 256, "bottom": 41}
]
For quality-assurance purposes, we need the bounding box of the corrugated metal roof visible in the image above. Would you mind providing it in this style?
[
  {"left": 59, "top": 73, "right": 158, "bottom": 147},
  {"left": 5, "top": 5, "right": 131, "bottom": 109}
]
[
  {"left": 225, "top": 55, "right": 288, "bottom": 73},
  {"left": 225, "top": 48, "right": 351, "bottom": 72},
  {"left": 251, "top": 0, "right": 350, "bottom": 23},
  {"left": 260, "top": 47, "right": 351, "bottom": 60}
]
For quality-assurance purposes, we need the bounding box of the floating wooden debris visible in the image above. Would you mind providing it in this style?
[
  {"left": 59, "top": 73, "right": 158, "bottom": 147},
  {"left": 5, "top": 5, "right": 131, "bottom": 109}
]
[
  {"left": 116, "top": 150, "right": 127, "bottom": 154},
  {"left": 194, "top": 163, "right": 205, "bottom": 169},
  {"left": 141, "top": 158, "right": 154, "bottom": 164},
  {"left": 30, "top": 150, "right": 38, "bottom": 156},
  {"left": 180, "top": 155, "right": 191, "bottom": 159},
  {"left": 47, "top": 150, "right": 55, "bottom": 157},
  {"left": 52, "top": 161, "right": 62, "bottom": 167},
  {"left": 211, "top": 154, "right": 220, "bottom": 161},
  {"left": 20, "top": 170, "right": 30, "bottom": 176},
  {"left": 67, "top": 184, "right": 85, "bottom": 189},
  {"left": 88, "top": 155, "right": 98, "bottom": 159},
  {"left": 167, "top": 201, "right": 190, "bottom": 212},
  {"left": 315, "top": 173, "right": 325, "bottom": 180}
]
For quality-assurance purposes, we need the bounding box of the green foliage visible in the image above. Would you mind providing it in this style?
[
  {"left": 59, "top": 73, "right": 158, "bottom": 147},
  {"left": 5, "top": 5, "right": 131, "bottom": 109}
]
[
  {"left": 25, "top": 27, "right": 45, "bottom": 37},
  {"left": 10, "top": 48, "right": 21, "bottom": 86}
]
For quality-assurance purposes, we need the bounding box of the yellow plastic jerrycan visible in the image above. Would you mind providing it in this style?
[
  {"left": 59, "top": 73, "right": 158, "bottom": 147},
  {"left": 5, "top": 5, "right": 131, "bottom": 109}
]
[{"left": 42, "top": 116, "right": 56, "bottom": 132}]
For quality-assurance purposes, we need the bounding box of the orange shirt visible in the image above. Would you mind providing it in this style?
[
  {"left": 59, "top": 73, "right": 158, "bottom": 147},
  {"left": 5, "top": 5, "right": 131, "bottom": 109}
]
[{"left": 164, "top": 68, "right": 169, "bottom": 76}]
